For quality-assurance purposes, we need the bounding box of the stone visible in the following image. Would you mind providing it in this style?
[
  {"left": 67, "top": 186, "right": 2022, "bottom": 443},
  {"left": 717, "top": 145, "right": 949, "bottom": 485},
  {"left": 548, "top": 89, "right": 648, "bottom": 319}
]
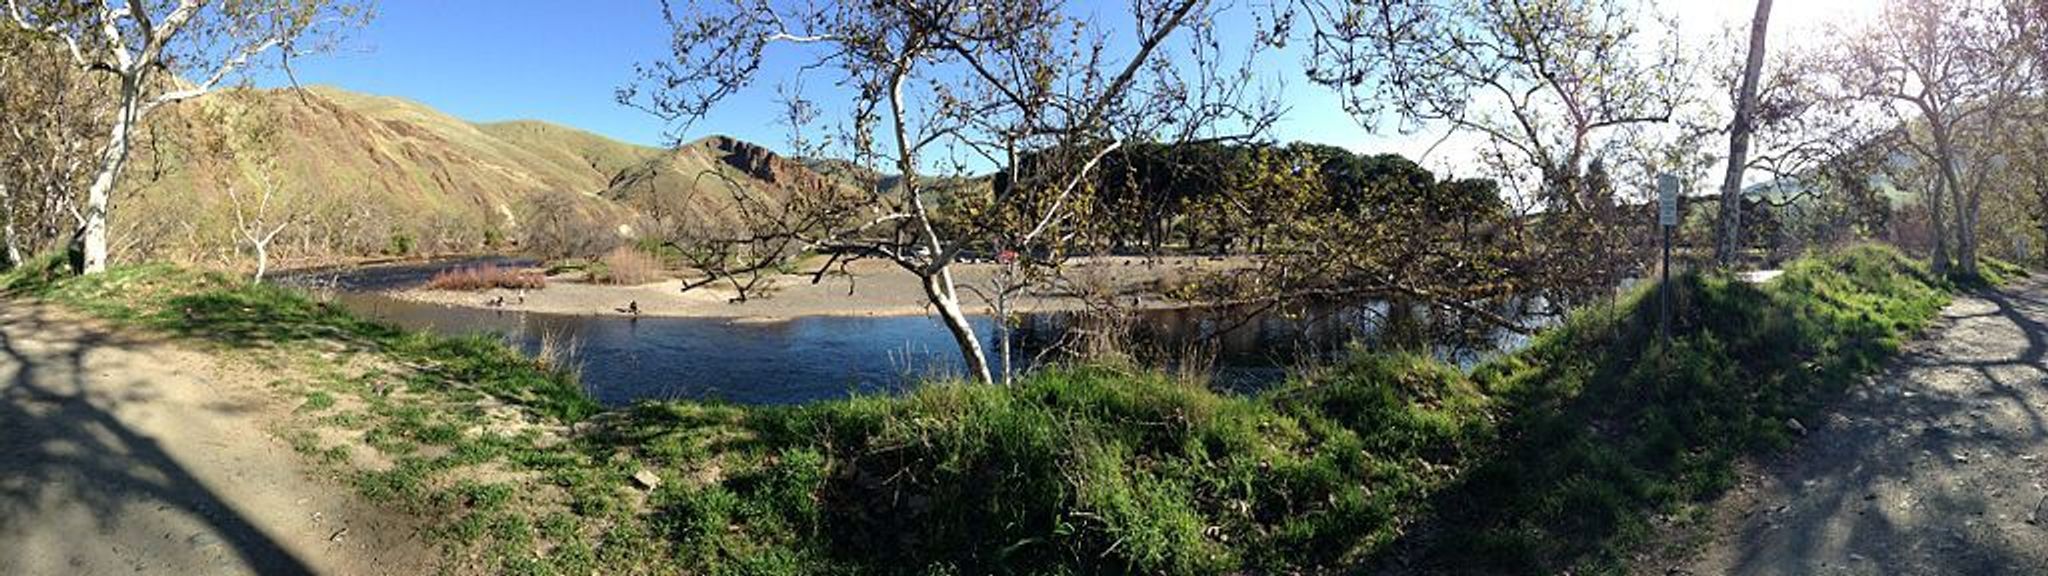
[{"left": 633, "top": 469, "right": 662, "bottom": 491}]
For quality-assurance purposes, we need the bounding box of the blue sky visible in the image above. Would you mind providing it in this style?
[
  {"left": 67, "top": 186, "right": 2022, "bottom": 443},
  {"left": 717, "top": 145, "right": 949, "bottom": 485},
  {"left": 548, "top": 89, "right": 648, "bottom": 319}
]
[
  {"left": 251, "top": 1, "right": 1844, "bottom": 180},
  {"left": 255, "top": 1, "right": 1395, "bottom": 158}
]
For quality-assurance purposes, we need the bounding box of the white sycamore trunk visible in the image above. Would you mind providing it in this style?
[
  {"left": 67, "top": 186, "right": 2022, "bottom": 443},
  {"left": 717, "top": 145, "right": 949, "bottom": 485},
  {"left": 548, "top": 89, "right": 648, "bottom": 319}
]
[
  {"left": 924, "top": 268, "right": 994, "bottom": 385},
  {"left": 1, "top": 181, "right": 20, "bottom": 268},
  {"left": 77, "top": 79, "right": 141, "bottom": 275}
]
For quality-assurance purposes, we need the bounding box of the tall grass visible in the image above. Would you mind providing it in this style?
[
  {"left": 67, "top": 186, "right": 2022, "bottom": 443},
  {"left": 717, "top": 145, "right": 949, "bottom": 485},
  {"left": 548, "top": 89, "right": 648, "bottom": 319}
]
[{"left": 535, "top": 325, "right": 582, "bottom": 378}]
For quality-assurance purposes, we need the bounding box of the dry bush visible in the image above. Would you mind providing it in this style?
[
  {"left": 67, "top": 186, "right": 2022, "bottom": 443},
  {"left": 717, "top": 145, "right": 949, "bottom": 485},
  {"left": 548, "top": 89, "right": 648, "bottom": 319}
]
[
  {"left": 424, "top": 264, "right": 546, "bottom": 291},
  {"left": 591, "top": 246, "right": 664, "bottom": 285},
  {"left": 535, "top": 325, "right": 582, "bottom": 378}
]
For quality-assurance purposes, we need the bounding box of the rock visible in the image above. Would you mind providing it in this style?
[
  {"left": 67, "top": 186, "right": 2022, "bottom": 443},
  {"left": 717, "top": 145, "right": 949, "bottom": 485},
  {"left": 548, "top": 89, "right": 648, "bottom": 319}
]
[
  {"left": 1786, "top": 418, "right": 1808, "bottom": 437},
  {"left": 1826, "top": 413, "right": 1853, "bottom": 431},
  {"left": 632, "top": 469, "right": 662, "bottom": 491}
]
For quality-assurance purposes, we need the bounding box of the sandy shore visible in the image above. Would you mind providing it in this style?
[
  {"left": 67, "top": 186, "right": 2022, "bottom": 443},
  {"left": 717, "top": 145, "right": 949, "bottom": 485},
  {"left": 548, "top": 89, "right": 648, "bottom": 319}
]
[{"left": 392, "top": 257, "right": 1238, "bottom": 320}]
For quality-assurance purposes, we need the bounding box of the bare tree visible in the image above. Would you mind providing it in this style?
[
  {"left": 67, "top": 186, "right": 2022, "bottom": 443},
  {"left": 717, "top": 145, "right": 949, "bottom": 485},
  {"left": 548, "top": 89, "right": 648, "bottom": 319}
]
[
  {"left": 627, "top": 0, "right": 1275, "bottom": 384},
  {"left": 194, "top": 90, "right": 296, "bottom": 282},
  {"left": 1716, "top": 0, "right": 1774, "bottom": 266},
  {"left": 7, "top": 0, "right": 369, "bottom": 275},
  {"left": 1828, "top": 0, "right": 2034, "bottom": 277},
  {"left": 0, "top": 25, "right": 103, "bottom": 269},
  {"left": 1289, "top": 0, "right": 1693, "bottom": 298}
]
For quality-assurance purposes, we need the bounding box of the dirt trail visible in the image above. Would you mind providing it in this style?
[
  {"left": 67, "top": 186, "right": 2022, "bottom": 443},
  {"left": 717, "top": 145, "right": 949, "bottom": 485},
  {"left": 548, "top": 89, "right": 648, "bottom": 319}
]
[
  {"left": 0, "top": 300, "right": 434, "bottom": 575},
  {"left": 1666, "top": 280, "right": 2048, "bottom": 575}
]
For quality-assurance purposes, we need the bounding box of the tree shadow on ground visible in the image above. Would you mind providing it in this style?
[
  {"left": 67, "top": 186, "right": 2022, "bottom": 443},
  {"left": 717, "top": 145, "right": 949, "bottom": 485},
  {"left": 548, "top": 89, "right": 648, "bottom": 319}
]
[
  {"left": 1710, "top": 285, "right": 2048, "bottom": 575},
  {"left": 0, "top": 306, "right": 313, "bottom": 574},
  {"left": 1355, "top": 274, "right": 2046, "bottom": 575}
]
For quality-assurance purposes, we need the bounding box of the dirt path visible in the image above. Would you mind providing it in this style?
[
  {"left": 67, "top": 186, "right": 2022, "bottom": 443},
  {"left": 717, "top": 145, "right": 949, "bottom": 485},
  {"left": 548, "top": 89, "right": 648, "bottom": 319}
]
[
  {"left": 1666, "top": 280, "right": 2048, "bottom": 575},
  {"left": 0, "top": 300, "right": 434, "bottom": 575}
]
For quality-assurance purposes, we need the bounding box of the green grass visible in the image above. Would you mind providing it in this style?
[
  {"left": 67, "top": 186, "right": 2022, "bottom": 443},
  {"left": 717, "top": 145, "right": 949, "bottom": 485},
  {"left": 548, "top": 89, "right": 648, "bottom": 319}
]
[
  {"left": 1, "top": 244, "right": 1961, "bottom": 574},
  {"left": 1, "top": 254, "right": 598, "bottom": 423}
]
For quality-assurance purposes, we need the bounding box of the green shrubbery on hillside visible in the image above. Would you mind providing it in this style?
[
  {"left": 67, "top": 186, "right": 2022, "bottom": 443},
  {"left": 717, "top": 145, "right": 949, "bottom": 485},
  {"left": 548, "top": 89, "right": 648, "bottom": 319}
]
[{"left": 0, "top": 244, "right": 1958, "bottom": 574}]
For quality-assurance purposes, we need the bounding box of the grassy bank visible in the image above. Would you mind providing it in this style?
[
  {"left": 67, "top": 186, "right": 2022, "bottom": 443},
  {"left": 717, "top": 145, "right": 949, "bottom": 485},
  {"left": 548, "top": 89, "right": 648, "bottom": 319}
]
[{"left": 0, "top": 245, "right": 1959, "bottom": 574}]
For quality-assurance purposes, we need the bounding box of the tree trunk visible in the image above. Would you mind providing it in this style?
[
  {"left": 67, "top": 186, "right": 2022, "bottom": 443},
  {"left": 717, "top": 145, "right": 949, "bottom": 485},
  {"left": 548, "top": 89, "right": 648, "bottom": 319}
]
[
  {"left": 992, "top": 261, "right": 1016, "bottom": 386},
  {"left": 924, "top": 269, "right": 995, "bottom": 385},
  {"left": 1932, "top": 130, "right": 1971, "bottom": 278},
  {"left": 252, "top": 241, "right": 270, "bottom": 283},
  {"left": 1955, "top": 187, "right": 1978, "bottom": 277},
  {"left": 76, "top": 78, "right": 140, "bottom": 275},
  {"left": 1718, "top": 0, "right": 1773, "bottom": 267},
  {"left": 1, "top": 181, "right": 20, "bottom": 268},
  {"left": 1929, "top": 166, "right": 1952, "bottom": 277}
]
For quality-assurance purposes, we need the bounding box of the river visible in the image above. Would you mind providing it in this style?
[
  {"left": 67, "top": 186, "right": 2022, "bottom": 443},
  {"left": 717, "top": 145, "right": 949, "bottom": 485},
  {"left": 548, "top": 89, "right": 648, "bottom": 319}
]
[{"left": 285, "top": 258, "right": 1542, "bottom": 406}]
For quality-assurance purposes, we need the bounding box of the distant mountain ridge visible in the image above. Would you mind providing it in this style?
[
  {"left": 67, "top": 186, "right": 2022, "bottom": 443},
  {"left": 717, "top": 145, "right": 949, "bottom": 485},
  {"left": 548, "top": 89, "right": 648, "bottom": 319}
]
[{"left": 114, "top": 85, "right": 846, "bottom": 264}]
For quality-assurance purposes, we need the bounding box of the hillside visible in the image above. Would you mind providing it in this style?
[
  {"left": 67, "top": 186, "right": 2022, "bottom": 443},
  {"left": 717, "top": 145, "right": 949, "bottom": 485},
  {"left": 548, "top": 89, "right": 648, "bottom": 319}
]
[
  {"left": 110, "top": 85, "right": 842, "bottom": 266},
  {"left": 602, "top": 134, "right": 864, "bottom": 232}
]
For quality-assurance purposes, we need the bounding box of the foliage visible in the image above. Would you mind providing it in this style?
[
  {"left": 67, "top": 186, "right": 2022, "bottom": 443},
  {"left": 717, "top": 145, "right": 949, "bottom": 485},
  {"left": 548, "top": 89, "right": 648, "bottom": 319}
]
[
  {"left": 523, "top": 189, "right": 622, "bottom": 260},
  {"left": 0, "top": 31, "right": 102, "bottom": 268},
  {"left": 423, "top": 264, "right": 546, "bottom": 291},
  {"left": 1823, "top": 0, "right": 2037, "bottom": 276},
  {"left": 6, "top": 0, "right": 373, "bottom": 273},
  {"left": 626, "top": 0, "right": 1280, "bottom": 384},
  {"left": 1399, "top": 243, "right": 1948, "bottom": 572},
  {"left": 590, "top": 246, "right": 665, "bottom": 285},
  {"left": 2, "top": 244, "right": 1957, "bottom": 574}
]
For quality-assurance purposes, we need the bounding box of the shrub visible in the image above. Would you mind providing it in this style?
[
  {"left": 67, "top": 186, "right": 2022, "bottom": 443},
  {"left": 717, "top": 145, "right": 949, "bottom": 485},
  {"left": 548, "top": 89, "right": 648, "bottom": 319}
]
[
  {"left": 590, "top": 246, "right": 664, "bottom": 285},
  {"left": 424, "top": 265, "right": 546, "bottom": 291},
  {"left": 386, "top": 231, "right": 417, "bottom": 256}
]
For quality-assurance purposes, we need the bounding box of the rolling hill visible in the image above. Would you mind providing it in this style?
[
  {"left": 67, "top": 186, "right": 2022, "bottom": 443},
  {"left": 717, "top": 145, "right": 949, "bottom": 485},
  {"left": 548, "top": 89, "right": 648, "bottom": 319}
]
[{"left": 112, "top": 85, "right": 844, "bottom": 266}]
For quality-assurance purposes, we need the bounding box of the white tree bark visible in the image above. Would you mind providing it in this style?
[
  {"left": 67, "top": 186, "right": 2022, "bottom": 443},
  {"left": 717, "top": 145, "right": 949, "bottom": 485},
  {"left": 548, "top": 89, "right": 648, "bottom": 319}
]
[
  {"left": 1717, "top": 0, "right": 1772, "bottom": 267},
  {"left": 924, "top": 269, "right": 994, "bottom": 385},
  {"left": 11, "top": 0, "right": 342, "bottom": 275},
  {"left": 76, "top": 78, "right": 141, "bottom": 274},
  {"left": 0, "top": 181, "right": 21, "bottom": 268}
]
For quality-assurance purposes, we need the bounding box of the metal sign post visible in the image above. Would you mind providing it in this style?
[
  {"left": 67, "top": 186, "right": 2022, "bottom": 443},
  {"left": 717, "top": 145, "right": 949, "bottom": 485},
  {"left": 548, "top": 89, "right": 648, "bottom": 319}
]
[{"left": 1657, "top": 174, "right": 1679, "bottom": 341}]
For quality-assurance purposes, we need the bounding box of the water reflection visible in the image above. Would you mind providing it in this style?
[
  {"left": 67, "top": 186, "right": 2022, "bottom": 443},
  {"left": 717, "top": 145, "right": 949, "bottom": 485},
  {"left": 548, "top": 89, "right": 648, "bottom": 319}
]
[{"left": 291, "top": 259, "right": 1545, "bottom": 406}]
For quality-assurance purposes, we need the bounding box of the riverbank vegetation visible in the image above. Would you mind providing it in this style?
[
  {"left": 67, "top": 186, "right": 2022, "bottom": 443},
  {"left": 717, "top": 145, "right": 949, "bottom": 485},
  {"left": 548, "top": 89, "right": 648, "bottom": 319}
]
[
  {"left": 1, "top": 244, "right": 1964, "bottom": 574},
  {"left": 424, "top": 264, "right": 549, "bottom": 292}
]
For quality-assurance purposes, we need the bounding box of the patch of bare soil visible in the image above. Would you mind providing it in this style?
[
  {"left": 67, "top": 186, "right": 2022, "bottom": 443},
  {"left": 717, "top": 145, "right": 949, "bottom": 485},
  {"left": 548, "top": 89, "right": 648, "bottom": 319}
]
[
  {"left": 0, "top": 301, "right": 435, "bottom": 575},
  {"left": 1642, "top": 281, "right": 2048, "bottom": 575}
]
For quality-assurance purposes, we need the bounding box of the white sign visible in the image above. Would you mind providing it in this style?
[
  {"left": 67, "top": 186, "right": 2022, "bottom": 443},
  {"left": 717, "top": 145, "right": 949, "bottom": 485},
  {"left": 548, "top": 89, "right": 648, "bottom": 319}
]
[{"left": 1657, "top": 173, "right": 1680, "bottom": 227}]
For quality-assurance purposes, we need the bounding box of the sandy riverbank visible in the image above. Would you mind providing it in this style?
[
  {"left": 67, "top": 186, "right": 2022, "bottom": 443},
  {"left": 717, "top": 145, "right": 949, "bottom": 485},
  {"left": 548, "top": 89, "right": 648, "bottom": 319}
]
[{"left": 391, "top": 256, "right": 1242, "bottom": 320}]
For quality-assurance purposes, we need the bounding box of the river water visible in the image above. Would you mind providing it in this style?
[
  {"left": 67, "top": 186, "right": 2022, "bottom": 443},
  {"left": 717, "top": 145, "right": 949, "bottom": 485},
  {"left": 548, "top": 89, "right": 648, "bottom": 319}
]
[{"left": 286, "top": 258, "right": 1541, "bottom": 406}]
